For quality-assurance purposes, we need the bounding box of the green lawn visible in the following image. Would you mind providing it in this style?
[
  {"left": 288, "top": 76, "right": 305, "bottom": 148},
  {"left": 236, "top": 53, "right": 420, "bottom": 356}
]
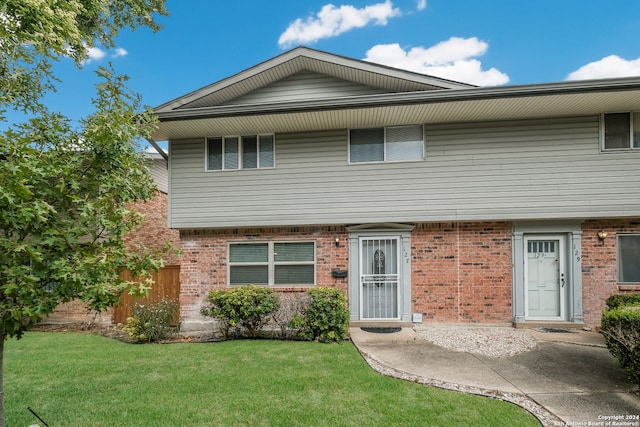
[{"left": 5, "top": 332, "right": 539, "bottom": 426}]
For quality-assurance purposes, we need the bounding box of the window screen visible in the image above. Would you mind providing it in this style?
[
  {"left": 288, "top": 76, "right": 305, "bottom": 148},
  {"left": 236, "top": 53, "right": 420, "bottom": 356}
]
[
  {"left": 275, "top": 265, "right": 315, "bottom": 285},
  {"left": 259, "top": 135, "right": 274, "bottom": 168},
  {"left": 224, "top": 137, "right": 239, "bottom": 169},
  {"left": 274, "top": 242, "right": 314, "bottom": 262},
  {"left": 230, "top": 244, "right": 268, "bottom": 263},
  {"left": 242, "top": 136, "right": 258, "bottom": 169},
  {"left": 350, "top": 128, "right": 384, "bottom": 163},
  {"left": 230, "top": 266, "right": 269, "bottom": 285},
  {"left": 207, "top": 138, "right": 223, "bottom": 170},
  {"left": 604, "top": 113, "right": 631, "bottom": 150},
  {"left": 634, "top": 113, "right": 640, "bottom": 149},
  {"left": 229, "top": 243, "right": 269, "bottom": 286},
  {"left": 386, "top": 125, "right": 424, "bottom": 161}
]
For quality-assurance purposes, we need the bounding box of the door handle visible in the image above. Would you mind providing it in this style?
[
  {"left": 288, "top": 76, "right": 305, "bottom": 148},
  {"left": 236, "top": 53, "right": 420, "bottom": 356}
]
[{"left": 560, "top": 273, "right": 565, "bottom": 288}]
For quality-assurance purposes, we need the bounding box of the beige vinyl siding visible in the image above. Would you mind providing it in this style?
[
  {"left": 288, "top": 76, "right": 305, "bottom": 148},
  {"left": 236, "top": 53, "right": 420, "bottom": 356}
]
[
  {"left": 223, "top": 71, "right": 387, "bottom": 106},
  {"left": 168, "top": 116, "right": 640, "bottom": 228},
  {"left": 148, "top": 158, "right": 168, "bottom": 193}
]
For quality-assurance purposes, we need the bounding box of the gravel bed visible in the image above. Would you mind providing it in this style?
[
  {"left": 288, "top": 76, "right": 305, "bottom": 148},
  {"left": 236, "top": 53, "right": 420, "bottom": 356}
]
[{"left": 416, "top": 326, "right": 538, "bottom": 357}]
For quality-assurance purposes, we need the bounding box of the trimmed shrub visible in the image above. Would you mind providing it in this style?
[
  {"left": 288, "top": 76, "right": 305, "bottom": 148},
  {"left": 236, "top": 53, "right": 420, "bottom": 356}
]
[
  {"left": 120, "top": 298, "right": 180, "bottom": 343},
  {"left": 201, "top": 285, "right": 279, "bottom": 338},
  {"left": 605, "top": 293, "right": 640, "bottom": 310},
  {"left": 601, "top": 302, "right": 640, "bottom": 388},
  {"left": 290, "top": 288, "right": 349, "bottom": 343}
]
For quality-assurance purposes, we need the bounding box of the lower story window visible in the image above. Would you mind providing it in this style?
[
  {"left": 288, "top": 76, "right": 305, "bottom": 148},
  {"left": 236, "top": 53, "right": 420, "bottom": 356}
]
[
  {"left": 229, "top": 241, "right": 315, "bottom": 286},
  {"left": 618, "top": 234, "right": 640, "bottom": 283}
]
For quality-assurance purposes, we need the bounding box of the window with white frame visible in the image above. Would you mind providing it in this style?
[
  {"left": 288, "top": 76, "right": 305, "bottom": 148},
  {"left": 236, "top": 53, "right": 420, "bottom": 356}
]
[
  {"left": 602, "top": 112, "right": 640, "bottom": 151},
  {"left": 229, "top": 241, "right": 315, "bottom": 286},
  {"left": 618, "top": 234, "right": 640, "bottom": 283},
  {"left": 207, "top": 135, "right": 274, "bottom": 170},
  {"left": 349, "top": 125, "right": 424, "bottom": 163}
]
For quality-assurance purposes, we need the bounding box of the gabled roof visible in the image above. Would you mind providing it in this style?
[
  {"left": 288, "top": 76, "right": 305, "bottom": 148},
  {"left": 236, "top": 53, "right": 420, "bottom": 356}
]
[
  {"left": 154, "top": 46, "right": 473, "bottom": 113},
  {"left": 151, "top": 47, "right": 640, "bottom": 141}
]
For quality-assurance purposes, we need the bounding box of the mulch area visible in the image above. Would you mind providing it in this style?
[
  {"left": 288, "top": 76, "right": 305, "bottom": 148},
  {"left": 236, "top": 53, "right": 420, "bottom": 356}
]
[{"left": 31, "top": 323, "right": 215, "bottom": 344}]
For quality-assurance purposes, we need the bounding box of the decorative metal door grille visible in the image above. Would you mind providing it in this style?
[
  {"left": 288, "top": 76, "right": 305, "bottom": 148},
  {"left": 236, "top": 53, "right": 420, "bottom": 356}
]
[{"left": 360, "top": 237, "right": 399, "bottom": 319}]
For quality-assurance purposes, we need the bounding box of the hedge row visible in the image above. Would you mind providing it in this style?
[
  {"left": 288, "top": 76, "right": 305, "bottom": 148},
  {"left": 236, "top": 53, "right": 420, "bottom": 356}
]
[
  {"left": 601, "top": 293, "right": 640, "bottom": 388},
  {"left": 201, "top": 285, "right": 350, "bottom": 343}
]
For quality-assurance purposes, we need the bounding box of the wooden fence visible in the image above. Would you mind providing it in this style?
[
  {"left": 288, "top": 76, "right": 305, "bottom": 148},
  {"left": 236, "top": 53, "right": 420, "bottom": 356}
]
[{"left": 112, "top": 265, "right": 180, "bottom": 325}]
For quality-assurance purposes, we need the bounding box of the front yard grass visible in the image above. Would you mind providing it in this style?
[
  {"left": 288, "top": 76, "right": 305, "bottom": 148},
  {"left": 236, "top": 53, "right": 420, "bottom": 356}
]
[{"left": 5, "top": 332, "right": 539, "bottom": 426}]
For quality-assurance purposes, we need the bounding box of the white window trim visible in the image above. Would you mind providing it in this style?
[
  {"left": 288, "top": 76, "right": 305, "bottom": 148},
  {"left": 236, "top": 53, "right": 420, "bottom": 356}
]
[
  {"left": 600, "top": 112, "right": 640, "bottom": 152},
  {"left": 205, "top": 134, "right": 276, "bottom": 171},
  {"left": 348, "top": 124, "right": 425, "bottom": 164},
  {"left": 228, "top": 241, "right": 316, "bottom": 287},
  {"left": 617, "top": 233, "right": 640, "bottom": 284}
]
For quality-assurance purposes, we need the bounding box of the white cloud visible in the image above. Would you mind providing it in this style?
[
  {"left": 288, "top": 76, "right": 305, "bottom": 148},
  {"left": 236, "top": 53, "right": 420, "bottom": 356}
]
[
  {"left": 278, "top": 1, "right": 401, "bottom": 48},
  {"left": 112, "top": 47, "right": 128, "bottom": 58},
  {"left": 416, "top": 0, "right": 427, "bottom": 11},
  {"left": 566, "top": 55, "right": 640, "bottom": 81},
  {"left": 364, "top": 37, "right": 510, "bottom": 86},
  {"left": 81, "top": 46, "right": 129, "bottom": 64},
  {"left": 86, "top": 46, "right": 107, "bottom": 62}
]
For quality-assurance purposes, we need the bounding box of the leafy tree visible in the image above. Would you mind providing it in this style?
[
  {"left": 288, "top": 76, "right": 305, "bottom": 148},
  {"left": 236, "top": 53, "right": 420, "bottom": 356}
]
[{"left": 0, "top": 1, "right": 168, "bottom": 425}]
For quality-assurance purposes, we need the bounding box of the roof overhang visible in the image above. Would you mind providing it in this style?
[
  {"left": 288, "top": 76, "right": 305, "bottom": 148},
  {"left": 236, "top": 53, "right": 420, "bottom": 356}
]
[{"left": 151, "top": 77, "right": 640, "bottom": 141}]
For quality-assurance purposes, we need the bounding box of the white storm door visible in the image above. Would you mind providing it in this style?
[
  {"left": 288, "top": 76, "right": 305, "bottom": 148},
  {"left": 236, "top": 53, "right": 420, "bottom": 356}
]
[
  {"left": 524, "top": 236, "right": 566, "bottom": 320},
  {"left": 360, "top": 237, "right": 400, "bottom": 320}
]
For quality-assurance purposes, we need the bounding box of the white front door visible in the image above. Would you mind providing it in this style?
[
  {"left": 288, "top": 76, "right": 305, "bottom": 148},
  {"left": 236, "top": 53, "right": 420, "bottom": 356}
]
[
  {"left": 359, "top": 237, "right": 400, "bottom": 320},
  {"left": 524, "top": 236, "right": 566, "bottom": 320}
]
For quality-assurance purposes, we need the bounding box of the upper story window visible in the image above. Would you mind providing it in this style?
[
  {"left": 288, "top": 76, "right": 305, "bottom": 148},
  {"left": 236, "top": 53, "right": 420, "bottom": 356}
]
[
  {"left": 602, "top": 112, "right": 640, "bottom": 151},
  {"left": 349, "top": 125, "right": 424, "bottom": 163},
  {"left": 207, "top": 135, "right": 274, "bottom": 171}
]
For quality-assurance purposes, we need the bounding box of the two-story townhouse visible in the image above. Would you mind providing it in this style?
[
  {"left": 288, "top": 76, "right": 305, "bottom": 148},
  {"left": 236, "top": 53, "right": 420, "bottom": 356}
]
[{"left": 150, "top": 47, "right": 640, "bottom": 332}]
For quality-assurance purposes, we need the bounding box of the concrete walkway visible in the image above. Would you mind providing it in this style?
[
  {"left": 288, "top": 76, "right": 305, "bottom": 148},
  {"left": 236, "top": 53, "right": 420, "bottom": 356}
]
[{"left": 350, "top": 326, "right": 640, "bottom": 427}]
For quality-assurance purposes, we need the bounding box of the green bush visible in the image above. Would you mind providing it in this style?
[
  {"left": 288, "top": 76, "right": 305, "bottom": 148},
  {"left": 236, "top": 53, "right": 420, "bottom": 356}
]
[
  {"left": 601, "top": 303, "right": 640, "bottom": 388},
  {"left": 201, "top": 285, "right": 279, "bottom": 338},
  {"left": 290, "top": 288, "right": 349, "bottom": 343},
  {"left": 121, "top": 298, "right": 180, "bottom": 343},
  {"left": 605, "top": 293, "right": 640, "bottom": 310}
]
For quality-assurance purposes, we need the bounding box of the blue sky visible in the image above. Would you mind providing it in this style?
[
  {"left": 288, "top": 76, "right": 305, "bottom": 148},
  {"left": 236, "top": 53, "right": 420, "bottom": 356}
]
[{"left": 9, "top": 0, "right": 640, "bottom": 131}]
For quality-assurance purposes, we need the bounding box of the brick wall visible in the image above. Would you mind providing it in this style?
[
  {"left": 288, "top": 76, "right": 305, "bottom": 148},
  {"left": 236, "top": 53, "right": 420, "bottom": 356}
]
[
  {"left": 179, "top": 226, "right": 349, "bottom": 323},
  {"left": 581, "top": 218, "right": 640, "bottom": 326},
  {"left": 411, "top": 222, "right": 513, "bottom": 323},
  {"left": 174, "top": 218, "right": 639, "bottom": 329},
  {"left": 124, "top": 190, "right": 182, "bottom": 266},
  {"left": 43, "top": 300, "right": 113, "bottom": 325}
]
